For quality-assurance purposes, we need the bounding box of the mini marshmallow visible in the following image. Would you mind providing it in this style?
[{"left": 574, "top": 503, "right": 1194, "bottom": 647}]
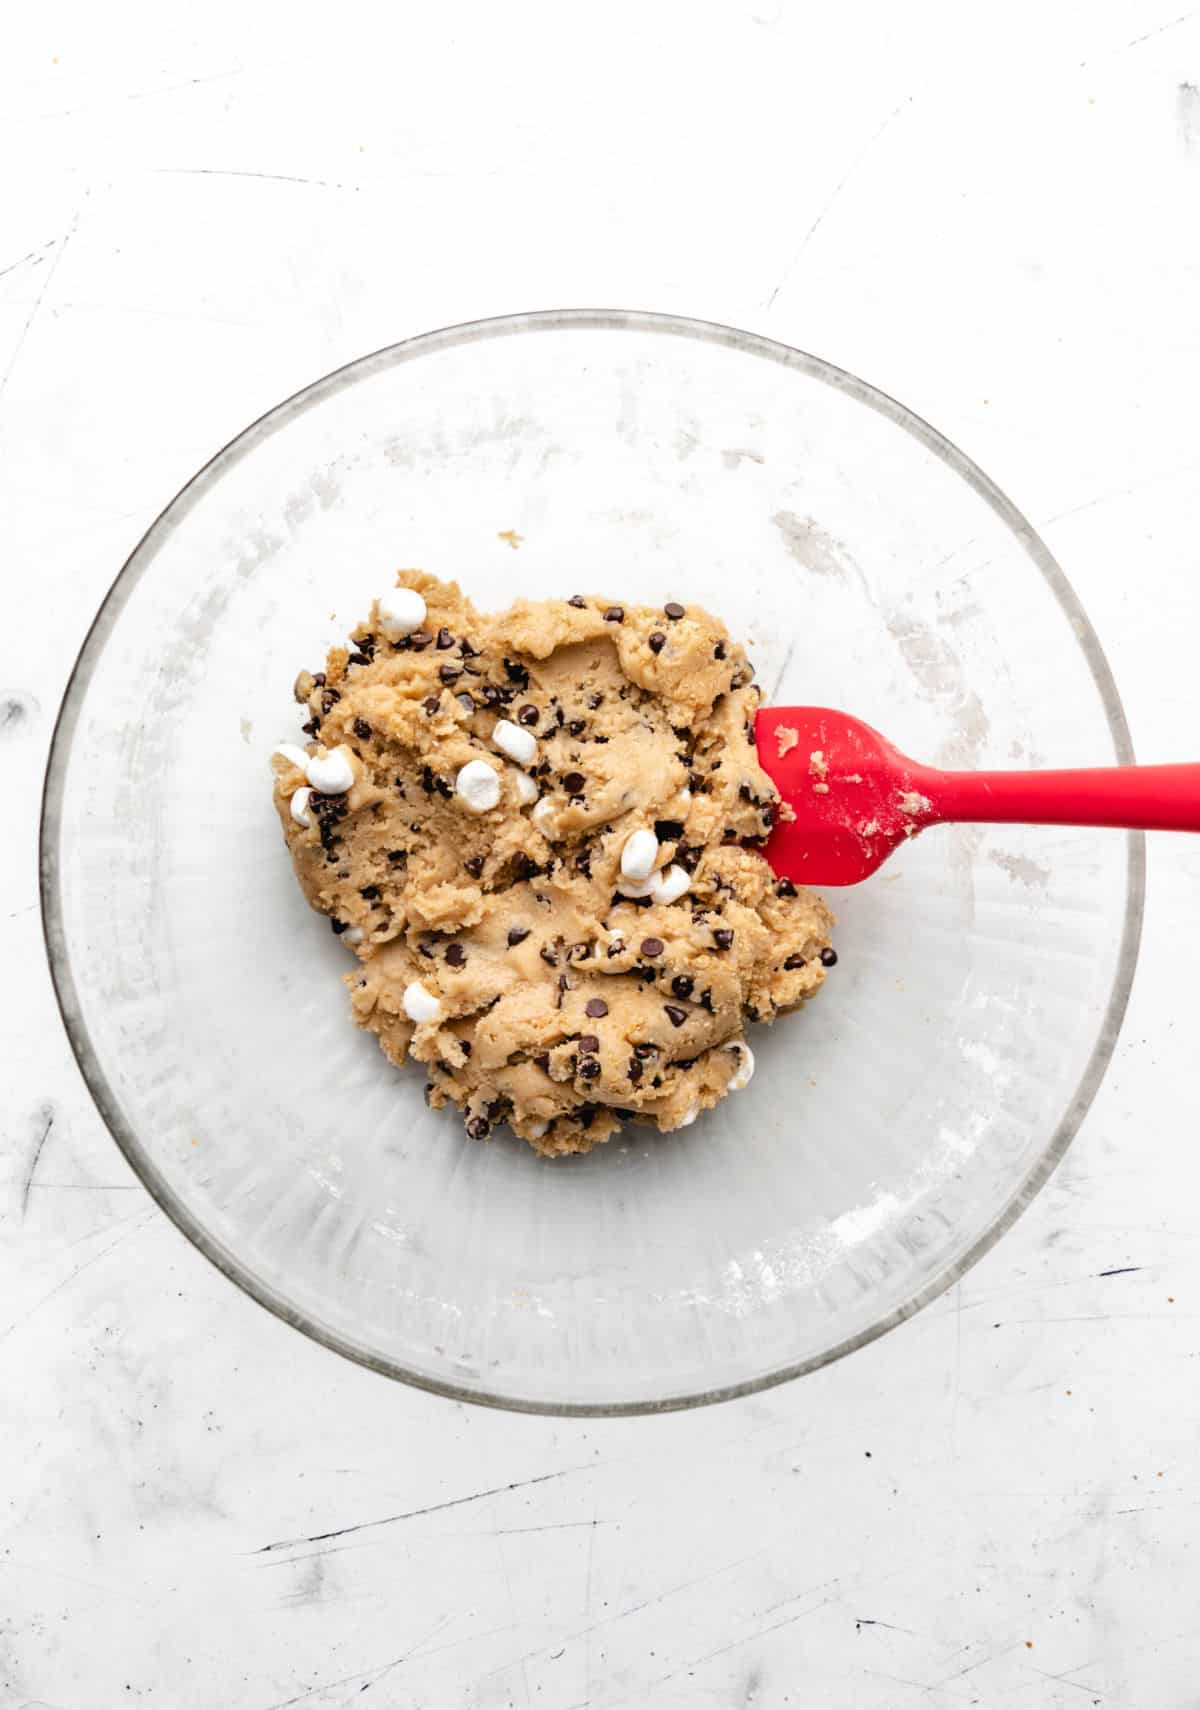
[
  {"left": 616, "top": 873, "right": 658, "bottom": 899},
  {"left": 532, "top": 797, "right": 559, "bottom": 838},
  {"left": 290, "top": 786, "right": 313, "bottom": 827},
  {"left": 403, "top": 981, "right": 442, "bottom": 1024},
  {"left": 726, "top": 1041, "right": 755, "bottom": 1091},
  {"left": 493, "top": 718, "right": 537, "bottom": 766},
  {"left": 620, "top": 827, "right": 658, "bottom": 881},
  {"left": 342, "top": 926, "right": 364, "bottom": 945},
  {"left": 525, "top": 1120, "right": 549, "bottom": 1140},
  {"left": 274, "top": 742, "right": 310, "bottom": 773},
  {"left": 376, "top": 586, "right": 426, "bottom": 638},
  {"left": 675, "top": 1104, "right": 701, "bottom": 1129},
  {"left": 306, "top": 746, "right": 356, "bottom": 795},
  {"left": 652, "top": 864, "right": 691, "bottom": 905},
  {"left": 514, "top": 770, "right": 539, "bottom": 805},
  {"left": 455, "top": 759, "right": 501, "bottom": 813}
]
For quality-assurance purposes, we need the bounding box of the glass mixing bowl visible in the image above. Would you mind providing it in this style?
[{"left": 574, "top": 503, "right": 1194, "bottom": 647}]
[{"left": 41, "top": 311, "right": 1142, "bottom": 1414}]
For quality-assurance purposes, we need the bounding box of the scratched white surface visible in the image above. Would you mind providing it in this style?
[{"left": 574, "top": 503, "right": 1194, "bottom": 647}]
[{"left": 4, "top": 4, "right": 1200, "bottom": 1705}]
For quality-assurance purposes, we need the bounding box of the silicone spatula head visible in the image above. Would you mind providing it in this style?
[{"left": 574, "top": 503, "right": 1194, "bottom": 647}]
[{"left": 755, "top": 706, "right": 937, "bottom": 885}]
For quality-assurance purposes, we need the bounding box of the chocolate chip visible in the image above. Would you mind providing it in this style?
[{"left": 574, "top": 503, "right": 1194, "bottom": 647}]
[
  {"left": 746, "top": 722, "right": 757, "bottom": 746},
  {"left": 587, "top": 693, "right": 604, "bottom": 709},
  {"left": 664, "top": 1004, "right": 687, "bottom": 1027},
  {"left": 424, "top": 1083, "right": 434, "bottom": 1105},
  {"left": 503, "top": 658, "right": 530, "bottom": 686},
  {"left": 460, "top": 638, "right": 480, "bottom": 658},
  {"left": 321, "top": 689, "right": 340, "bottom": 714},
  {"left": 556, "top": 973, "right": 569, "bottom": 1008},
  {"left": 784, "top": 954, "right": 805, "bottom": 969},
  {"left": 700, "top": 988, "right": 714, "bottom": 1012},
  {"left": 554, "top": 705, "right": 565, "bottom": 726},
  {"left": 464, "top": 853, "right": 484, "bottom": 877},
  {"left": 445, "top": 943, "right": 466, "bottom": 967},
  {"left": 512, "top": 852, "right": 541, "bottom": 881},
  {"left": 507, "top": 926, "right": 531, "bottom": 946},
  {"left": 633, "top": 1042, "right": 657, "bottom": 1059},
  {"left": 359, "top": 884, "right": 381, "bottom": 900},
  {"left": 579, "top": 1058, "right": 602, "bottom": 1080},
  {"left": 518, "top": 704, "right": 538, "bottom": 726},
  {"left": 648, "top": 632, "right": 666, "bottom": 654},
  {"left": 301, "top": 720, "right": 318, "bottom": 735},
  {"left": 567, "top": 720, "right": 586, "bottom": 737},
  {"left": 418, "top": 941, "right": 434, "bottom": 959},
  {"left": 562, "top": 771, "right": 585, "bottom": 794},
  {"left": 664, "top": 602, "right": 685, "bottom": 620},
  {"left": 627, "top": 1057, "right": 644, "bottom": 1084},
  {"left": 481, "top": 684, "right": 502, "bottom": 705},
  {"left": 436, "top": 627, "right": 454, "bottom": 650},
  {"left": 578, "top": 1106, "right": 597, "bottom": 1130},
  {"left": 633, "top": 966, "right": 657, "bottom": 981},
  {"left": 347, "top": 651, "right": 370, "bottom": 667},
  {"left": 539, "top": 944, "right": 558, "bottom": 967},
  {"left": 579, "top": 1034, "right": 600, "bottom": 1054},
  {"left": 569, "top": 942, "right": 591, "bottom": 961},
  {"left": 713, "top": 641, "right": 727, "bottom": 660},
  {"left": 713, "top": 929, "right": 734, "bottom": 950},
  {"left": 675, "top": 845, "right": 701, "bottom": 874},
  {"left": 466, "top": 1117, "right": 489, "bottom": 1140},
  {"left": 459, "top": 1040, "right": 472, "bottom": 1057},
  {"left": 330, "top": 919, "right": 349, "bottom": 935},
  {"left": 604, "top": 606, "right": 624, "bottom": 623},
  {"left": 423, "top": 695, "right": 440, "bottom": 715},
  {"left": 671, "top": 975, "right": 694, "bottom": 999},
  {"left": 409, "top": 631, "right": 432, "bottom": 652},
  {"left": 761, "top": 804, "right": 776, "bottom": 828},
  {"left": 820, "top": 947, "right": 838, "bottom": 967},
  {"left": 654, "top": 820, "right": 684, "bottom": 843},
  {"left": 439, "top": 664, "right": 462, "bottom": 684},
  {"left": 388, "top": 850, "right": 408, "bottom": 865},
  {"left": 350, "top": 719, "right": 371, "bottom": 741},
  {"left": 567, "top": 595, "right": 587, "bottom": 609},
  {"left": 777, "top": 878, "right": 798, "bottom": 897},
  {"left": 457, "top": 692, "right": 476, "bottom": 713},
  {"left": 585, "top": 998, "right": 608, "bottom": 1018},
  {"left": 535, "top": 1053, "right": 551, "bottom": 1072},
  {"left": 640, "top": 937, "right": 664, "bottom": 957},
  {"left": 312, "top": 672, "right": 327, "bottom": 687}
]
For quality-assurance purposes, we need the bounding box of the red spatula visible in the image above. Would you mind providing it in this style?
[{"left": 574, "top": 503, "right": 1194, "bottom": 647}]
[{"left": 756, "top": 706, "right": 1200, "bottom": 886}]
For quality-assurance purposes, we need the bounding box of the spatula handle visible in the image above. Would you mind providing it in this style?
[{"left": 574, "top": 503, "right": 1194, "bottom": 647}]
[{"left": 924, "top": 762, "right": 1200, "bottom": 833}]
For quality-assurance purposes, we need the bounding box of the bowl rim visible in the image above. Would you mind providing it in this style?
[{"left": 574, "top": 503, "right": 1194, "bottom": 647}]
[{"left": 39, "top": 307, "right": 1145, "bottom": 1416}]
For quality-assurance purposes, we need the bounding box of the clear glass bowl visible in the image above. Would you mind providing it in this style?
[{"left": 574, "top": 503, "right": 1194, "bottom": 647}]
[{"left": 41, "top": 311, "right": 1142, "bottom": 1414}]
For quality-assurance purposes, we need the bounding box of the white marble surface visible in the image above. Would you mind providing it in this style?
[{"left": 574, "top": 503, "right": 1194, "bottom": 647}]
[{"left": 4, "top": 3, "right": 1200, "bottom": 1704}]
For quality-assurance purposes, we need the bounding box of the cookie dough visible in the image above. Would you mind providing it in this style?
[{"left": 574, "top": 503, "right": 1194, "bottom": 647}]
[{"left": 271, "top": 573, "right": 835, "bottom": 1156}]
